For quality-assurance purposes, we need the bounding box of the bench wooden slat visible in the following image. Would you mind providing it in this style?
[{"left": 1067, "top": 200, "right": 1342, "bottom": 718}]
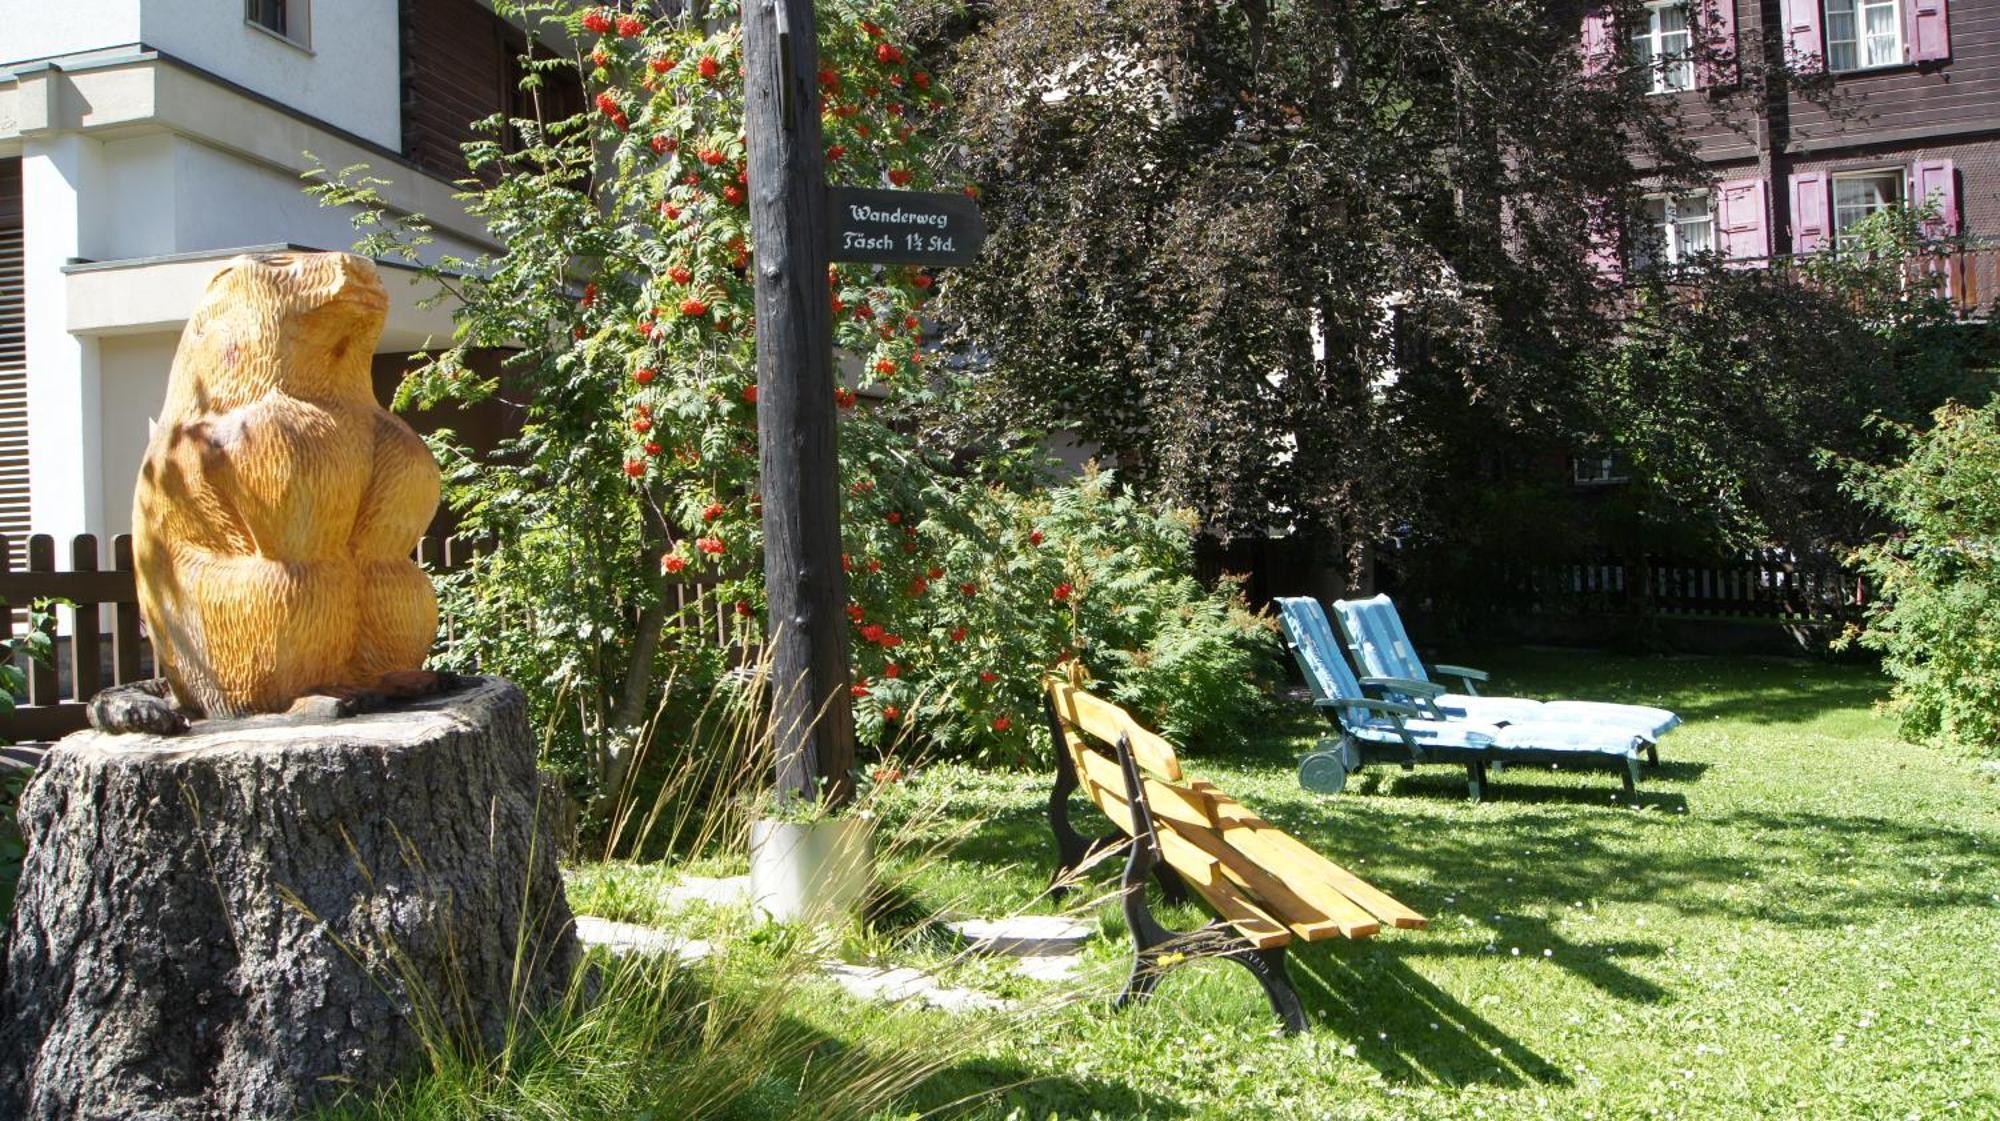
[
  {"left": 1066, "top": 735, "right": 1373, "bottom": 940},
  {"left": 1075, "top": 771, "right": 1292, "bottom": 950},
  {"left": 1190, "top": 781, "right": 1428, "bottom": 930},
  {"left": 1048, "top": 680, "right": 1183, "bottom": 782}
]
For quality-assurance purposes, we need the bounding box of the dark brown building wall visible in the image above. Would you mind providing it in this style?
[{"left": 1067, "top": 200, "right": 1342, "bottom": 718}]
[
  {"left": 1672, "top": 0, "right": 1767, "bottom": 163},
  {"left": 399, "top": 0, "right": 584, "bottom": 182},
  {"left": 371, "top": 348, "right": 524, "bottom": 538},
  {"left": 1631, "top": 1, "right": 2000, "bottom": 255},
  {"left": 401, "top": 0, "right": 514, "bottom": 180},
  {"left": 1785, "top": 0, "right": 2000, "bottom": 149}
]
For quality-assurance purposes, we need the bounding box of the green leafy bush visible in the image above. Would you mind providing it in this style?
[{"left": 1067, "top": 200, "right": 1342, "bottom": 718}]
[
  {"left": 1582, "top": 206, "right": 1987, "bottom": 558},
  {"left": 1841, "top": 400, "right": 2000, "bottom": 753},
  {"left": 845, "top": 466, "right": 1281, "bottom": 765},
  {"left": 2, "top": 600, "right": 56, "bottom": 913}
]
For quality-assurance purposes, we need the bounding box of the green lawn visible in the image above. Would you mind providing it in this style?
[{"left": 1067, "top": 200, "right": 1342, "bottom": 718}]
[{"left": 566, "top": 652, "right": 2000, "bottom": 1120}]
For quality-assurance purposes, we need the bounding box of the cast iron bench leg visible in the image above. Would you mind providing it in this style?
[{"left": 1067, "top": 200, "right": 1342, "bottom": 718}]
[{"left": 1113, "top": 808, "right": 1308, "bottom": 1035}]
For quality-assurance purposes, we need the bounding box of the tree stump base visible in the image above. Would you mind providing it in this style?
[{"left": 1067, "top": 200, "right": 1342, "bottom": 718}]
[{"left": 0, "top": 676, "right": 578, "bottom": 1121}]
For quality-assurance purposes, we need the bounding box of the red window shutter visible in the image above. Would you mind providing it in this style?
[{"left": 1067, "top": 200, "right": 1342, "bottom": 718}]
[
  {"left": 1581, "top": 7, "right": 1615, "bottom": 78},
  {"left": 1778, "top": 0, "right": 1824, "bottom": 70},
  {"left": 1716, "top": 178, "right": 1770, "bottom": 263},
  {"left": 1790, "top": 171, "right": 1831, "bottom": 252},
  {"left": 1908, "top": 159, "right": 1959, "bottom": 237},
  {"left": 1697, "top": 0, "right": 1739, "bottom": 88},
  {"left": 1908, "top": 0, "right": 1950, "bottom": 62}
]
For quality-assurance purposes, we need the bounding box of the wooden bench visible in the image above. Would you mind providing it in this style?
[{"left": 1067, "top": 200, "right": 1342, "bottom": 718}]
[{"left": 1043, "top": 669, "right": 1426, "bottom": 1033}]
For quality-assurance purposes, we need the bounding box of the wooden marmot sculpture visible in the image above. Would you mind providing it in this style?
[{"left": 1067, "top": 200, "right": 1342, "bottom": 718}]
[{"left": 92, "top": 251, "right": 449, "bottom": 734}]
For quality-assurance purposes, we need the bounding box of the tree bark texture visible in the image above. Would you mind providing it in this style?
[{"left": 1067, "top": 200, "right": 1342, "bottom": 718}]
[
  {"left": 0, "top": 676, "right": 578, "bottom": 1121},
  {"left": 744, "top": 0, "right": 856, "bottom": 804}
]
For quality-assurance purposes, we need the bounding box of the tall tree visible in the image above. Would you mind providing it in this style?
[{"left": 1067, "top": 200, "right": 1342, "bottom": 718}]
[{"left": 936, "top": 0, "right": 1724, "bottom": 563}]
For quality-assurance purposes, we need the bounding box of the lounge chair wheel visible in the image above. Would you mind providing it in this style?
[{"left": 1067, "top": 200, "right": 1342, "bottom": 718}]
[{"left": 1299, "top": 750, "right": 1349, "bottom": 795}]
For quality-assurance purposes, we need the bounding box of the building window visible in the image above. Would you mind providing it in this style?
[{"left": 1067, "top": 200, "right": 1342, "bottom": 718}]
[
  {"left": 1831, "top": 170, "right": 1902, "bottom": 247},
  {"left": 1632, "top": 2, "right": 1695, "bottom": 93},
  {"left": 1574, "top": 453, "right": 1628, "bottom": 486},
  {"left": 247, "top": 0, "right": 310, "bottom": 47},
  {"left": 1635, "top": 191, "right": 1714, "bottom": 267},
  {"left": 1826, "top": 0, "right": 1902, "bottom": 71}
]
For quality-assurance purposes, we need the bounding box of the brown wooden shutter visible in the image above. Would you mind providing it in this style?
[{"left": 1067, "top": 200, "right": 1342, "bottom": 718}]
[
  {"left": 0, "top": 160, "right": 28, "bottom": 569},
  {"left": 401, "top": 0, "right": 512, "bottom": 181}
]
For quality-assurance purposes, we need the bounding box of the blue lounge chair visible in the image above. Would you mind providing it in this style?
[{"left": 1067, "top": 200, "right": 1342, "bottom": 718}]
[
  {"left": 1276, "top": 597, "right": 1658, "bottom": 801},
  {"left": 1329, "top": 594, "right": 1681, "bottom": 753}
]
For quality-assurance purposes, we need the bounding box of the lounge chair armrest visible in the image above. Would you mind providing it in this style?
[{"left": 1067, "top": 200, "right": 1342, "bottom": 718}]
[
  {"left": 1433, "top": 664, "right": 1489, "bottom": 683},
  {"left": 1359, "top": 676, "right": 1446, "bottom": 700},
  {"left": 1314, "top": 696, "right": 1427, "bottom": 722}
]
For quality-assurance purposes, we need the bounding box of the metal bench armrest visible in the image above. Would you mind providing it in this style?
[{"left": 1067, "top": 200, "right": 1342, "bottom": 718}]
[{"left": 1314, "top": 696, "right": 1423, "bottom": 721}]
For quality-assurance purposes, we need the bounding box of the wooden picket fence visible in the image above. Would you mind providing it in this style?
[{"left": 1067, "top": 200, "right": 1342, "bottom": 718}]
[
  {"left": 1512, "top": 551, "right": 1864, "bottom": 624},
  {"left": 1, "top": 534, "right": 146, "bottom": 743},
  {"left": 2, "top": 532, "right": 741, "bottom": 745}
]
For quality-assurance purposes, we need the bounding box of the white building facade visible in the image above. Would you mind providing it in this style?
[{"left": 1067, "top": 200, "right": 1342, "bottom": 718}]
[{"left": 0, "top": 0, "right": 552, "bottom": 552}]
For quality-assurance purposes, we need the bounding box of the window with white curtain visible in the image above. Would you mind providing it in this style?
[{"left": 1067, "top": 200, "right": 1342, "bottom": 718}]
[
  {"left": 1826, "top": 0, "right": 1903, "bottom": 71},
  {"left": 1632, "top": 2, "right": 1695, "bottom": 93},
  {"left": 1832, "top": 170, "right": 1903, "bottom": 247},
  {"left": 1635, "top": 192, "right": 1714, "bottom": 267}
]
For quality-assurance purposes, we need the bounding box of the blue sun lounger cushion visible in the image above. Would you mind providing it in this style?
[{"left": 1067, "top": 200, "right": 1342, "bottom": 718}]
[
  {"left": 1330, "top": 594, "right": 1681, "bottom": 742},
  {"left": 1277, "top": 597, "right": 1657, "bottom": 799}
]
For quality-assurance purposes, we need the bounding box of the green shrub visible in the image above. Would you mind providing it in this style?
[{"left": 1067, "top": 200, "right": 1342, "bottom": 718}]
[
  {"left": 846, "top": 465, "right": 1281, "bottom": 766},
  {"left": 1, "top": 600, "right": 56, "bottom": 914},
  {"left": 1841, "top": 400, "right": 2000, "bottom": 753}
]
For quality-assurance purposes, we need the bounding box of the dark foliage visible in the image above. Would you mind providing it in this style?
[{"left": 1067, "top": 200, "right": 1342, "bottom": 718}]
[{"left": 934, "top": 0, "right": 1726, "bottom": 564}]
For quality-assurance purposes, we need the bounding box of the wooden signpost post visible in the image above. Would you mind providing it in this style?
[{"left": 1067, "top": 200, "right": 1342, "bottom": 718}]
[{"left": 742, "top": 0, "right": 984, "bottom": 809}]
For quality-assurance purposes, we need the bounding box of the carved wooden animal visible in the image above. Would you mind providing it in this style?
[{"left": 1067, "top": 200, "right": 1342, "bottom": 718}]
[{"left": 129, "top": 251, "right": 441, "bottom": 719}]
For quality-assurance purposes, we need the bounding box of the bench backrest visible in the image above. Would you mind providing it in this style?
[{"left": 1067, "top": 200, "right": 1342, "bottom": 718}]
[
  {"left": 1045, "top": 671, "right": 1183, "bottom": 782},
  {"left": 1041, "top": 668, "right": 1425, "bottom": 943}
]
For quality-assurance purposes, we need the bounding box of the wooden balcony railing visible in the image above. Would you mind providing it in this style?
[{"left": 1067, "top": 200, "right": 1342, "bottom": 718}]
[{"left": 1632, "top": 240, "right": 1999, "bottom": 320}]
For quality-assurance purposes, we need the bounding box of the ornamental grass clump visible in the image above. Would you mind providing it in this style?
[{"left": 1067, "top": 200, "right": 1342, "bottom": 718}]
[{"left": 319, "top": 645, "right": 1112, "bottom": 1120}]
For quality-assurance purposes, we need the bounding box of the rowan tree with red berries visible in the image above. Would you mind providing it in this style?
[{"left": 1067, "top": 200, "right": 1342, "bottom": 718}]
[
  {"left": 316, "top": 0, "right": 980, "bottom": 819},
  {"left": 313, "top": 0, "right": 1274, "bottom": 829}
]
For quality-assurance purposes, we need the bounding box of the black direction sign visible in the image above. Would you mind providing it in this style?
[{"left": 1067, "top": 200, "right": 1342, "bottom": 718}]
[{"left": 826, "top": 186, "right": 985, "bottom": 267}]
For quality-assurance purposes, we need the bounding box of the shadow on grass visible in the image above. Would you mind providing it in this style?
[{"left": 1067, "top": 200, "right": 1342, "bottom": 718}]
[
  {"left": 910, "top": 1053, "right": 1190, "bottom": 1120},
  {"left": 1268, "top": 798, "right": 1999, "bottom": 933},
  {"left": 1375, "top": 767, "right": 1694, "bottom": 812},
  {"left": 1290, "top": 942, "right": 1574, "bottom": 1088},
  {"left": 943, "top": 760, "right": 1994, "bottom": 958},
  {"left": 1662, "top": 675, "right": 1887, "bottom": 726}
]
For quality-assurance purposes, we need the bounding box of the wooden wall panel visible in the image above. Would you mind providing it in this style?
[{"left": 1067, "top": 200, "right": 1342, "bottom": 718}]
[{"left": 1786, "top": 0, "right": 2000, "bottom": 150}]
